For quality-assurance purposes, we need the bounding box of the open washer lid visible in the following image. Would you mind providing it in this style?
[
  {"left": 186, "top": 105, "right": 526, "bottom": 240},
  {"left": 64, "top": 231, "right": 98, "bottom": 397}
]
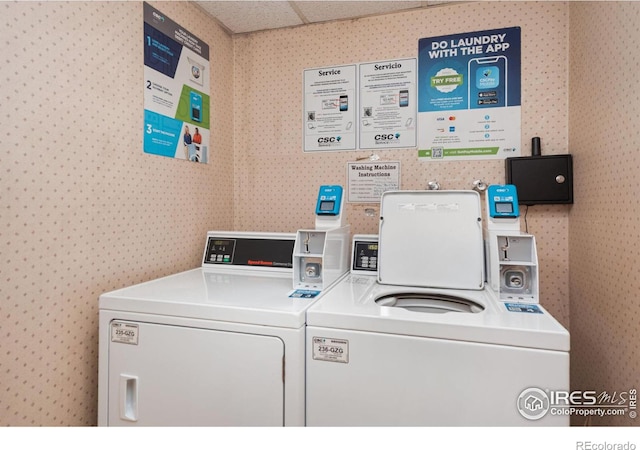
[{"left": 378, "top": 190, "right": 484, "bottom": 290}]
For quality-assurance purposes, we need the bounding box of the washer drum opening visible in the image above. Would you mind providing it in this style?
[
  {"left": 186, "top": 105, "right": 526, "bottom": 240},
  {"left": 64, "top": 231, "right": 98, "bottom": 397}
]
[{"left": 375, "top": 293, "right": 485, "bottom": 314}]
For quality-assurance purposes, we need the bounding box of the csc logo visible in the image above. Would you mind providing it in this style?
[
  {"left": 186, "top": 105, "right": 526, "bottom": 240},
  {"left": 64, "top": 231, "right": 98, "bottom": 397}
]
[
  {"left": 375, "top": 133, "right": 400, "bottom": 140},
  {"left": 318, "top": 136, "right": 341, "bottom": 143}
]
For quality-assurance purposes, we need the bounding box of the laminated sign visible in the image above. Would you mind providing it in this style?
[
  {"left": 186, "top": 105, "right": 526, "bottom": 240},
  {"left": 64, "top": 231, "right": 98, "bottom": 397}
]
[
  {"left": 417, "top": 27, "right": 521, "bottom": 161},
  {"left": 143, "top": 2, "right": 211, "bottom": 163}
]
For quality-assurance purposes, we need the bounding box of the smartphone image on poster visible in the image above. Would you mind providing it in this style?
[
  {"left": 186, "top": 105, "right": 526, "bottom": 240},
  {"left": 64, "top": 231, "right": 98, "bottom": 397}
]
[
  {"left": 190, "top": 91, "right": 202, "bottom": 122},
  {"left": 339, "top": 95, "right": 348, "bottom": 112},
  {"left": 468, "top": 56, "right": 507, "bottom": 109},
  {"left": 399, "top": 89, "right": 409, "bottom": 107}
]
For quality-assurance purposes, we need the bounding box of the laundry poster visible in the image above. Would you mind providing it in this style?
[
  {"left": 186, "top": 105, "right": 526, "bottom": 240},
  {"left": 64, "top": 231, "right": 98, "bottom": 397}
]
[
  {"left": 417, "top": 27, "right": 521, "bottom": 161},
  {"left": 143, "top": 2, "right": 210, "bottom": 163}
]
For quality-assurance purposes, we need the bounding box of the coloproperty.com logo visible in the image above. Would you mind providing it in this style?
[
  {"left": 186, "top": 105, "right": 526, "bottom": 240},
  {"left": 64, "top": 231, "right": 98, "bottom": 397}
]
[{"left": 517, "top": 387, "right": 637, "bottom": 420}]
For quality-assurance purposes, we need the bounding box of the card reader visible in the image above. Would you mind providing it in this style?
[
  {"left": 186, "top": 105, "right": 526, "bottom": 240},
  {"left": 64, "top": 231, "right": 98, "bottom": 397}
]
[
  {"left": 315, "top": 185, "right": 343, "bottom": 216},
  {"left": 487, "top": 184, "right": 519, "bottom": 219}
]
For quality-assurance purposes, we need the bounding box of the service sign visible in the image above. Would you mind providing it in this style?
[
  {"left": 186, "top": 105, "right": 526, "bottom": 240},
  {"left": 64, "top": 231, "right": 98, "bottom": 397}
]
[
  {"left": 417, "top": 27, "right": 521, "bottom": 161},
  {"left": 304, "top": 65, "right": 357, "bottom": 152},
  {"left": 359, "top": 58, "right": 417, "bottom": 149}
]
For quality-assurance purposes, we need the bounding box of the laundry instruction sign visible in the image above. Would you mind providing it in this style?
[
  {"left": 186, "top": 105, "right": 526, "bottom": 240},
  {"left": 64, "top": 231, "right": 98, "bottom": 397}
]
[
  {"left": 347, "top": 161, "right": 400, "bottom": 203},
  {"left": 417, "top": 27, "right": 521, "bottom": 161},
  {"left": 143, "top": 2, "right": 210, "bottom": 163}
]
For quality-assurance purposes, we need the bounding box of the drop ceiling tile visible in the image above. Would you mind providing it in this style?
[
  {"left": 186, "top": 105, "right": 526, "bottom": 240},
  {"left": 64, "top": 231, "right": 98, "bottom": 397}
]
[
  {"left": 293, "top": 1, "right": 425, "bottom": 24},
  {"left": 197, "top": 1, "right": 304, "bottom": 34}
]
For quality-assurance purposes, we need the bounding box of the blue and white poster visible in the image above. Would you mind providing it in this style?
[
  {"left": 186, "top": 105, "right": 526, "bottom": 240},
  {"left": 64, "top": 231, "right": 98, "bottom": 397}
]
[
  {"left": 417, "top": 27, "right": 521, "bottom": 161},
  {"left": 143, "top": 3, "right": 210, "bottom": 163}
]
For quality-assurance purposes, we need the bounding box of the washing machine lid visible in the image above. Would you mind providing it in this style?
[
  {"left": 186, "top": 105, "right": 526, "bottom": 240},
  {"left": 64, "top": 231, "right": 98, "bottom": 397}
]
[{"left": 378, "top": 190, "right": 484, "bottom": 290}]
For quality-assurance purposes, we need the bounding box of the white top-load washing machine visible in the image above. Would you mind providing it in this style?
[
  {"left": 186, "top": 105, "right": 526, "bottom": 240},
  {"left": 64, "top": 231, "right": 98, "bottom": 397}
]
[
  {"left": 306, "top": 190, "right": 570, "bottom": 426},
  {"left": 98, "top": 228, "right": 349, "bottom": 426}
]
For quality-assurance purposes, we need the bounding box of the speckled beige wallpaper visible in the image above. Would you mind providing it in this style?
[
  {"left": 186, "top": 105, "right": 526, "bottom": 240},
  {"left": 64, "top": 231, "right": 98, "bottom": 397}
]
[
  {"left": 0, "top": 1, "right": 234, "bottom": 425},
  {"left": 568, "top": 1, "right": 640, "bottom": 427}
]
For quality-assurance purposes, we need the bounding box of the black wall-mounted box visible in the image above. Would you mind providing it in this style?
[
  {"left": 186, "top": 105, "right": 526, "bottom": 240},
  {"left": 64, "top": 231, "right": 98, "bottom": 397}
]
[{"left": 505, "top": 154, "right": 573, "bottom": 205}]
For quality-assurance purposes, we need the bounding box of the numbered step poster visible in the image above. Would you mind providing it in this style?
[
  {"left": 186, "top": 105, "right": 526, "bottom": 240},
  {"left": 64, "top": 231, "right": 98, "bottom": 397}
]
[
  {"left": 304, "top": 65, "right": 357, "bottom": 152},
  {"left": 359, "top": 59, "right": 417, "bottom": 150},
  {"left": 417, "top": 27, "right": 521, "bottom": 161},
  {"left": 143, "top": 2, "right": 210, "bottom": 163}
]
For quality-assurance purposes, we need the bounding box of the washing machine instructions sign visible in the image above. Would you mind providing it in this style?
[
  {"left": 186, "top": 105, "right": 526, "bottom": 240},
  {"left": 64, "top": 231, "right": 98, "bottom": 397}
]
[
  {"left": 347, "top": 161, "right": 400, "bottom": 203},
  {"left": 111, "top": 321, "right": 139, "bottom": 345},
  {"left": 313, "top": 337, "right": 349, "bottom": 363}
]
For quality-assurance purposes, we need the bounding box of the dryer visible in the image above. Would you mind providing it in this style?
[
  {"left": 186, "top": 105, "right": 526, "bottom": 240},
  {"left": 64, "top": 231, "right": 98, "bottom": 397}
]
[
  {"left": 306, "top": 190, "right": 570, "bottom": 426},
  {"left": 98, "top": 230, "right": 348, "bottom": 426}
]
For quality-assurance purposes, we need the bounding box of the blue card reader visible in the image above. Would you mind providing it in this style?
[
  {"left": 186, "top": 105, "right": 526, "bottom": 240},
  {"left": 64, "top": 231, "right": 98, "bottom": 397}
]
[
  {"left": 487, "top": 184, "right": 520, "bottom": 218},
  {"left": 315, "top": 185, "right": 343, "bottom": 216}
]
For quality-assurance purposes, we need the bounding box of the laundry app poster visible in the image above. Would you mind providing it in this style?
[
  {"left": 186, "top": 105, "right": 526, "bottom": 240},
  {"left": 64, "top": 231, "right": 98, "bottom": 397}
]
[
  {"left": 143, "top": 2, "right": 210, "bottom": 163},
  {"left": 417, "top": 27, "right": 521, "bottom": 161}
]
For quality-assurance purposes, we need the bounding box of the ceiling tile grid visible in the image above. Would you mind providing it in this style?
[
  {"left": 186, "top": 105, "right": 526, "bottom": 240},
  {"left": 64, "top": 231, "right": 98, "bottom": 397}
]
[{"left": 195, "top": 1, "right": 450, "bottom": 34}]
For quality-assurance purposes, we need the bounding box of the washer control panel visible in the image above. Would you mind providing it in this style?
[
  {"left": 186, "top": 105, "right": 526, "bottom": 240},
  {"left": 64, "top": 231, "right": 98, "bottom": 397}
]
[
  {"left": 205, "top": 238, "right": 236, "bottom": 264},
  {"left": 351, "top": 235, "right": 379, "bottom": 274},
  {"left": 202, "top": 235, "right": 295, "bottom": 268}
]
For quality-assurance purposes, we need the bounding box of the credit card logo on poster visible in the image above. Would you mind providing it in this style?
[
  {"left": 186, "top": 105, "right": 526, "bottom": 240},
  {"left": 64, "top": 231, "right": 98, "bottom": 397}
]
[{"left": 417, "top": 27, "right": 521, "bottom": 161}]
